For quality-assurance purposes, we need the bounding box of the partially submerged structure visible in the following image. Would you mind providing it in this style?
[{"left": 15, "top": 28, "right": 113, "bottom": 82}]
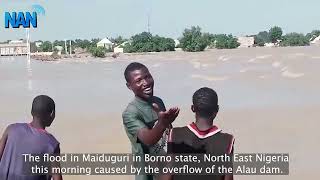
[
  {"left": 0, "top": 40, "right": 28, "bottom": 56},
  {"left": 97, "top": 38, "right": 113, "bottom": 49},
  {"left": 237, "top": 36, "right": 255, "bottom": 48}
]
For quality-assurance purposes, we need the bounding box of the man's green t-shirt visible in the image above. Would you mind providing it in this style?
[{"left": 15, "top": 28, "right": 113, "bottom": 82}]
[{"left": 122, "top": 96, "right": 167, "bottom": 180}]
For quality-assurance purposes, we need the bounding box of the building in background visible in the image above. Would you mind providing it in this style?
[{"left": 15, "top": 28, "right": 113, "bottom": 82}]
[
  {"left": 311, "top": 35, "right": 320, "bottom": 45},
  {"left": 237, "top": 36, "right": 255, "bottom": 48},
  {"left": 0, "top": 40, "right": 28, "bottom": 56},
  {"left": 97, "top": 38, "right": 113, "bottom": 49},
  {"left": 35, "top": 41, "right": 43, "bottom": 48},
  {"left": 174, "top": 39, "right": 180, "bottom": 47}
]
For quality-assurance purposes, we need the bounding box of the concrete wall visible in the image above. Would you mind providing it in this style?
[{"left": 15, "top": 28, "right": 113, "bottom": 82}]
[{"left": 237, "top": 37, "right": 255, "bottom": 48}]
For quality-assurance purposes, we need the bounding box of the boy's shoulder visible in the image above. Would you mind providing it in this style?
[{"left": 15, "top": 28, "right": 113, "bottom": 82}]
[
  {"left": 170, "top": 125, "right": 234, "bottom": 154},
  {"left": 7, "top": 122, "right": 59, "bottom": 145},
  {"left": 6, "top": 123, "right": 28, "bottom": 133},
  {"left": 171, "top": 125, "right": 234, "bottom": 145},
  {"left": 45, "top": 131, "right": 60, "bottom": 145}
]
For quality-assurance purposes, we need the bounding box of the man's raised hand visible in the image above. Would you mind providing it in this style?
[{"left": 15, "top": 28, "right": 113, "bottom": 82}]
[{"left": 152, "top": 103, "right": 180, "bottom": 127}]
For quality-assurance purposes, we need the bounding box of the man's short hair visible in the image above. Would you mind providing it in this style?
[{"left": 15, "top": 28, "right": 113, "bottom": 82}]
[
  {"left": 124, "top": 62, "right": 147, "bottom": 82},
  {"left": 193, "top": 87, "right": 219, "bottom": 118},
  {"left": 31, "top": 95, "right": 55, "bottom": 119}
]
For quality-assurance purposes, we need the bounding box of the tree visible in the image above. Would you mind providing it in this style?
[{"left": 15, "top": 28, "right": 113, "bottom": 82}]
[
  {"left": 39, "top": 41, "right": 52, "bottom": 52},
  {"left": 111, "top": 36, "right": 127, "bottom": 46},
  {"left": 152, "top": 36, "right": 175, "bottom": 52},
  {"left": 123, "top": 32, "right": 175, "bottom": 53},
  {"left": 30, "top": 42, "right": 38, "bottom": 53},
  {"left": 90, "top": 38, "right": 101, "bottom": 48},
  {"left": 280, "top": 33, "right": 309, "bottom": 47},
  {"left": 89, "top": 46, "right": 106, "bottom": 57},
  {"left": 269, "top": 26, "right": 283, "bottom": 43},
  {"left": 202, "top": 33, "right": 217, "bottom": 48},
  {"left": 306, "top": 30, "right": 320, "bottom": 41},
  {"left": 214, "top": 34, "right": 240, "bottom": 49},
  {"left": 254, "top": 31, "right": 270, "bottom": 46},
  {"left": 180, "top": 26, "right": 208, "bottom": 52}
]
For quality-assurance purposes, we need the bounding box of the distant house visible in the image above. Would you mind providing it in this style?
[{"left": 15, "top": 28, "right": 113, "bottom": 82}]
[
  {"left": 35, "top": 41, "right": 43, "bottom": 48},
  {"left": 113, "top": 41, "right": 130, "bottom": 53},
  {"left": 0, "top": 42, "right": 28, "bottom": 56},
  {"left": 311, "top": 35, "right": 320, "bottom": 45},
  {"left": 54, "top": 46, "right": 63, "bottom": 55},
  {"left": 264, "top": 43, "right": 275, "bottom": 47},
  {"left": 97, "top": 38, "right": 113, "bottom": 49},
  {"left": 9, "top": 40, "right": 24, "bottom": 44},
  {"left": 174, "top": 39, "right": 180, "bottom": 47},
  {"left": 237, "top": 36, "right": 254, "bottom": 48}
]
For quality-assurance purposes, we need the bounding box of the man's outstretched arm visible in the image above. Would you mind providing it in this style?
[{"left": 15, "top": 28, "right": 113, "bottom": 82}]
[
  {"left": 138, "top": 105, "right": 179, "bottom": 146},
  {"left": 137, "top": 121, "right": 167, "bottom": 146},
  {"left": 123, "top": 105, "right": 179, "bottom": 146}
]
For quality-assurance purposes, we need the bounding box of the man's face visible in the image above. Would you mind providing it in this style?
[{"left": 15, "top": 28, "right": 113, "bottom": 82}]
[{"left": 127, "top": 68, "right": 154, "bottom": 100}]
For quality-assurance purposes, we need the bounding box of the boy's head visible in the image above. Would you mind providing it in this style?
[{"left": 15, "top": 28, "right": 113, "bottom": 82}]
[
  {"left": 31, "top": 95, "right": 55, "bottom": 127},
  {"left": 124, "top": 62, "right": 154, "bottom": 100},
  {"left": 192, "top": 87, "right": 219, "bottom": 120}
]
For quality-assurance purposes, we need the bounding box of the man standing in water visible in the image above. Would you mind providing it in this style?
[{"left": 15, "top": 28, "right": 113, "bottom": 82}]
[{"left": 122, "top": 62, "right": 179, "bottom": 180}]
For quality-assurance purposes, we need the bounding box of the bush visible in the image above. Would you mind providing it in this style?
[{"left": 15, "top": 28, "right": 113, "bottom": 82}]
[
  {"left": 254, "top": 31, "right": 270, "bottom": 46},
  {"left": 110, "top": 36, "right": 127, "bottom": 46},
  {"left": 214, "top": 34, "right": 240, "bottom": 49},
  {"left": 89, "top": 47, "right": 107, "bottom": 57},
  {"left": 306, "top": 30, "right": 320, "bottom": 41},
  {"left": 269, "top": 26, "right": 283, "bottom": 43},
  {"left": 123, "top": 32, "right": 175, "bottom": 53},
  {"left": 180, "top": 26, "right": 208, "bottom": 52},
  {"left": 280, "top": 33, "right": 310, "bottom": 47},
  {"left": 39, "top": 41, "right": 52, "bottom": 52},
  {"left": 202, "top": 33, "right": 217, "bottom": 48}
]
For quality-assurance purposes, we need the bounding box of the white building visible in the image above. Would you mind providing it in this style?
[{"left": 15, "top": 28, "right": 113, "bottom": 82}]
[
  {"left": 35, "top": 41, "right": 43, "bottom": 48},
  {"left": 113, "top": 41, "right": 130, "bottom": 53},
  {"left": 237, "top": 36, "right": 254, "bottom": 48},
  {"left": 174, "top": 39, "right": 180, "bottom": 47},
  {"left": 311, "top": 35, "right": 320, "bottom": 45},
  {"left": 264, "top": 43, "right": 275, "bottom": 47},
  {"left": 97, "top": 38, "right": 113, "bottom": 49},
  {"left": 0, "top": 43, "right": 28, "bottom": 56},
  {"left": 54, "top": 46, "right": 63, "bottom": 55},
  {"left": 9, "top": 40, "right": 24, "bottom": 44}
]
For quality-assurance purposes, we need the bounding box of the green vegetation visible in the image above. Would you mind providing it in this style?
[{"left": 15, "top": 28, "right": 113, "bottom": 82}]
[
  {"left": 180, "top": 26, "right": 208, "bottom": 52},
  {"left": 306, "top": 30, "right": 320, "bottom": 41},
  {"left": 280, "top": 33, "right": 310, "bottom": 47},
  {"left": 74, "top": 39, "right": 92, "bottom": 49},
  {"left": 89, "top": 46, "right": 107, "bottom": 57},
  {"left": 253, "top": 26, "right": 317, "bottom": 47},
  {"left": 123, "top": 32, "right": 175, "bottom": 53},
  {"left": 254, "top": 31, "right": 270, "bottom": 46},
  {"left": 269, "top": 26, "right": 283, "bottom": 43},
  {"left": 214, "top": 34, "right": 240, "bottom": 49},
  {"left": 39, "top": 41, "right": 52, "bottom": 52},
  {"left": 110, "top": 36, "right": 127, "bottom": 46},
  {"left": 180, "top": 26, "right": 240, "bottom": 51},
  {"left": 28, "top": 26, "right": 320, "bottom": 57},
  {"left": 30, "top": 42, "right": 38, "bottom": 53}
]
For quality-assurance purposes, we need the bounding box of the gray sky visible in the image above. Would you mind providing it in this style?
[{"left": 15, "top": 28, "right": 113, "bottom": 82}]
[{"left": 0, "top": 0, "right": 320, "bottom": 41}]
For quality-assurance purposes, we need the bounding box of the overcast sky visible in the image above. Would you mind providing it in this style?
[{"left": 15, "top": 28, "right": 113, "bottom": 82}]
[{"left": 0, "top": 0, "right": 320, "bottom": 41}]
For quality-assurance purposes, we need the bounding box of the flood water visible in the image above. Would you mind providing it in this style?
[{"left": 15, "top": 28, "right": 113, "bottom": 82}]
[{"left": 1, "top": 47, "right": 320, "bottom": 180}]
